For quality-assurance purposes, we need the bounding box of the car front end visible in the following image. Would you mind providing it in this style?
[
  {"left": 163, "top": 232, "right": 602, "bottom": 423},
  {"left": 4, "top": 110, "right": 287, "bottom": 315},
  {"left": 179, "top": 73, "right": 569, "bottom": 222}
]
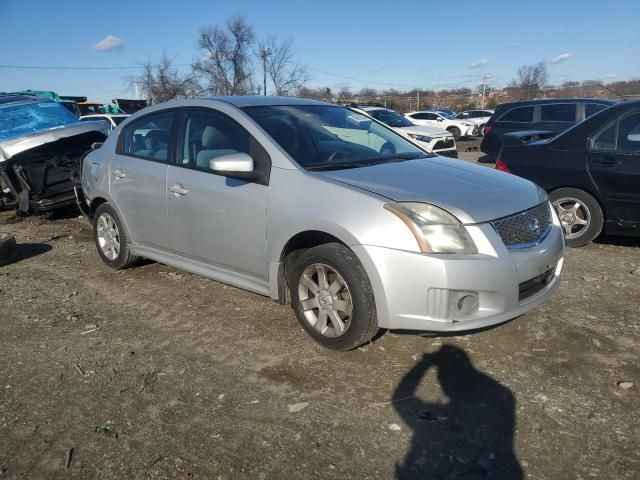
[
  {"left": 396, "top": 126, "right": 457, "bottom": 158},
  {"left": 315, "top": 157, "right": 565, "bottom": 333}
]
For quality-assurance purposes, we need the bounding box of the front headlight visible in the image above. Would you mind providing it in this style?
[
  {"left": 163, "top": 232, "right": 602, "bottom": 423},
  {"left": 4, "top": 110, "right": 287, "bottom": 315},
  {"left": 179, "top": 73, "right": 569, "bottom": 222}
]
[
  {"left": 408, "top": 133, "right": 433, "bottom": 143},
  {"left": 462, "top": 122, "right": 474, "bottom": 127},
  {"left": 384, "top": 202, "right": 478, "bottom": 254}
]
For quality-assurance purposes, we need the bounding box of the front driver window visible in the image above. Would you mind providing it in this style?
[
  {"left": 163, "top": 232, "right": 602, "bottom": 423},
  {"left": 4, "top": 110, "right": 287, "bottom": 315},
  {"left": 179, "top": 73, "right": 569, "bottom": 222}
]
[
  {"left": 618, "top": 112, "right": 640, "bottom": 153},
  {"left": 180, "top": 110, "right": 250, "bottom": 171}
]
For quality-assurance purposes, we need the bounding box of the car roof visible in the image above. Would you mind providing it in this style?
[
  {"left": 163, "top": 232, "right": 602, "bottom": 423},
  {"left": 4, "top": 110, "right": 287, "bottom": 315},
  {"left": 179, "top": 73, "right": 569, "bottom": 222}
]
[
  {"left": 208, "top": 95, "right": 332, "bottom": 108},
  {"left": 0, "top": 94, "right": 53, "bottom": 106},
  {"left": 496, "top": 98, "right": 617, "bottom": 109}
]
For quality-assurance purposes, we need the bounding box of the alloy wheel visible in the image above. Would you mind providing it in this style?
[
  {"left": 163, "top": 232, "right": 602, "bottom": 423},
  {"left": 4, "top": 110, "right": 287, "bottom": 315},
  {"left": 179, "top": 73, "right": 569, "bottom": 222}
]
[
  {"left": 96, "top": 212, "right": 121, "bottom": 260},
  {"left": 297, "top": 263, "right": 353, "bottom": 338},
  {"left": 553, "top": 197, "right": 591, "bottom": 239}
]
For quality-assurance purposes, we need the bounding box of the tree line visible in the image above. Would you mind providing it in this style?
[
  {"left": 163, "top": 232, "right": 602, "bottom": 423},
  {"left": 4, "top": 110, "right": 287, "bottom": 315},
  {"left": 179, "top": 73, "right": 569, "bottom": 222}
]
[{"left": 128, "top": 16, "right": 639, "bottom": 110}]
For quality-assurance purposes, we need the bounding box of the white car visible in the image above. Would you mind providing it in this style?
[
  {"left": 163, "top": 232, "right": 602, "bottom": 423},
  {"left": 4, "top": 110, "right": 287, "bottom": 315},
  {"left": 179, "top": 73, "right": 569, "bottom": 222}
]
[
  {"left": 355, "top": 107, "right": 457, "bottom": 158},
  {"left": 79, "top": 114, "right": 129, "bottom": 132},
  {"left": 404, "top": 111, "right": 476, "bottom": 140},
  {"left": 453, "top": 110, "right": 494, "bottom": 135}
]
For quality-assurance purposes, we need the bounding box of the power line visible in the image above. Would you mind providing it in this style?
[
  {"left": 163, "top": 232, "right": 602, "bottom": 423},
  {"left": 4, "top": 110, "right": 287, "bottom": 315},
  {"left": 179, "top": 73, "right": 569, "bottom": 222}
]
[{"left": 0, "top": 63, "right": 191, "bottom": 71}]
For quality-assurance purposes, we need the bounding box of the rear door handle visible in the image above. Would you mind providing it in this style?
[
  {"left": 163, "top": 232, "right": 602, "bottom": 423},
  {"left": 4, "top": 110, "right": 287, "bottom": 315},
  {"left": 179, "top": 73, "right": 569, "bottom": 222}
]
[
  {"left": 168, "top": 184, "right": 189, "bottom": 196},
  {"left": 111, "top": 168, "right": 126, "bottom": 178},
  {"left": 593, "top": 157, "right": 622, "bottom": 166}
]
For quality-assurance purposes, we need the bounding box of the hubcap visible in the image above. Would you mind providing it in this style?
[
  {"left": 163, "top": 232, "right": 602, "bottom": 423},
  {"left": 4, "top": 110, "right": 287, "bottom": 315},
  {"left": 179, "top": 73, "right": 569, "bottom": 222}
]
[
  {"left": 553, "top": 197, "right": 590, "bottom": 239},
  {"left": 298, "top": 263, "right": 353, "bottom": 338},
  {"left": 96, "top": 213, "right": 121, "bottom": 260}
]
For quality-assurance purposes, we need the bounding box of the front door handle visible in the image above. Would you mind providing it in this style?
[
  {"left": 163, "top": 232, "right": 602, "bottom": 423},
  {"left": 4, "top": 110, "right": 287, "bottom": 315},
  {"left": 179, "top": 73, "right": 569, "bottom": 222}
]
[
  {"left": 111, "top": 168, "right": 126, "bottom": 178},
  {"left": 168, "top": 184, "right": 189, "bottom": 196}
]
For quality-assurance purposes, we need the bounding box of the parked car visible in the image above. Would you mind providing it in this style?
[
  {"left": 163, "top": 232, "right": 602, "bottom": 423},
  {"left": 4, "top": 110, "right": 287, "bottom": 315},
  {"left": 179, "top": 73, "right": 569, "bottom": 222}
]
[
  {"left": 404, "top": 110, "right": 476, "bottom": 140},
  {"left": 0, "top": 95, "right": 108, "bottom": 214},
  {"left": 81, "top": 96, "right": 564, "bottom": 351},
  {"left": 80, "top": 114, "right": 129, "bottom": 131},
  {"left": 434, "top": 108, "right": 456, "bottom": 117},
  {"left": 496, "top": 100, "right": 640, "bottom": 247},
  {"left": 453, "top": 109, "right": 494, "bottom": 134},
  {"left": 481, "top": 98, "right": 617, "bottom": 158},
  {"left": 354, "top": 106, "right": 457, "bottom": 157}
]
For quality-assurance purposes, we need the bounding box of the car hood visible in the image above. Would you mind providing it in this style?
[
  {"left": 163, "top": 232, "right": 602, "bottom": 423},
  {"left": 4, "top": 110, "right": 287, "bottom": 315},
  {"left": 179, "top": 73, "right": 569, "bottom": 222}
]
[
  {"left": 0, "top": 121, "right": 109, "bottom": 162},
  {"left": 394, "top": 125, "right": 450, "bottom": 137},
  {"left": 315, "top": 157, "right": 547, "bottom": 224}
]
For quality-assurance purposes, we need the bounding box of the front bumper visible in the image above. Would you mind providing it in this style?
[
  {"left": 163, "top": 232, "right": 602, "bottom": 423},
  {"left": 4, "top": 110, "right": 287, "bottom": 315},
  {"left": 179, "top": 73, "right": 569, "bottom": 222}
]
[{"left": 353, "top": 222, "right": 565, "bottom": 332}]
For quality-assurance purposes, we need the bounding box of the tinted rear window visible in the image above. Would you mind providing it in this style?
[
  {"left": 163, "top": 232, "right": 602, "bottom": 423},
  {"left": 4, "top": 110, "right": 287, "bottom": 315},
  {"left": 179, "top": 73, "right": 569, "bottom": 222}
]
[
  {"left": 585, "top": 103, "right": 607, "bottom": 118},
  {"left": 540, "top": 104, "right": 576, "bottom": 122},
  {"left": 499, "top": 106, "right": 533, "bottom": 123}
]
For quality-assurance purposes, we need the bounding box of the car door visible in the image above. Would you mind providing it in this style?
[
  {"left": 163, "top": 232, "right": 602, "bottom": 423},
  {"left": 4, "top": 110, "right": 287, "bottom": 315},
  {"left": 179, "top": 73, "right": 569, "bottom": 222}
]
[
  {"left": 422, "top": 112, "right": 442, "bottom": 128},
  {"left": 588, "top": 110, "right": 640, "bottom": 224},
  {"left": 109, "top": 110, "right": 175, "bottom": 249},
  {"left": 165, "top": 108, "right": 270, "bottom": 280}
]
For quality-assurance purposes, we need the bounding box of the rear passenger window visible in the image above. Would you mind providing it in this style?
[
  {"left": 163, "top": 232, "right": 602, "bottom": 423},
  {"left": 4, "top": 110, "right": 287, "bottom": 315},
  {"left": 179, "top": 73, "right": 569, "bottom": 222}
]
[
  {"left": 585, "top": 104, "right": 606, "bottom": 118},
  {"left": 540, "top": 104, "right": 576, "bottom": 122},
  {"left": 121, "top": 112, "right": 174, "bottom": 162},
  {"left": 499, "top": 106, "right": 533, "bottom": 122},
  {"left": 618, "top": 112, "right": 640, "bottom": 153}
]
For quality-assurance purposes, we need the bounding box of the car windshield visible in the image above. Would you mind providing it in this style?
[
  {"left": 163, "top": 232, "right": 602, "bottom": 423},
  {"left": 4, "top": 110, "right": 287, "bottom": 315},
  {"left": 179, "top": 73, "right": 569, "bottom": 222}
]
[
  {"left": 112, "top": 116, "right": 128, "bottom": 126},
  {"left": 243, "top": 105, "right": 431, "bottom": 170},
  {"left": 0, "top": 101, "right": 79, "bottom": 141},
  {"left": 436, "top": 111, "right": 454, "bottom": 119},
  {"left": 366, "top": 109, "right": 415, "bottom": 128}
]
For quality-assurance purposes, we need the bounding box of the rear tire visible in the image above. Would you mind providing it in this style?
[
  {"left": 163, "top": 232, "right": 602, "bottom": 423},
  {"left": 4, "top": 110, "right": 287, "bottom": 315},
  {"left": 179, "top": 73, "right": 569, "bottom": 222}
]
[
  {"left": 92, "top": 203, "right": 139, "bottom": 269},
  {"left": 549, "top": 188, "right": 603, "bottom": 247},
  {"left": 447, "top": 126, "right": 462, "bottom": 140},
  {"left": 289, "top": 243, "right": 378, "bottom": 351}
]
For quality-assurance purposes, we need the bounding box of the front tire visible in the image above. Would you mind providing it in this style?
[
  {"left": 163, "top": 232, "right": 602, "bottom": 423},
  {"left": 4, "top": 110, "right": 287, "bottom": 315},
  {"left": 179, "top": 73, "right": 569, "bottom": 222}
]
[
  {"left": 289, "top": 243, "right": 378, "bottom": 351},
  {"left": 447, "top": 126, "right": 462, "bottom": 140},
  {"left": 549, "top": 188, "right": 603, "bottom": 247},
  {"left": 92, "top": 203, "right": 139, "bottom": 269}
]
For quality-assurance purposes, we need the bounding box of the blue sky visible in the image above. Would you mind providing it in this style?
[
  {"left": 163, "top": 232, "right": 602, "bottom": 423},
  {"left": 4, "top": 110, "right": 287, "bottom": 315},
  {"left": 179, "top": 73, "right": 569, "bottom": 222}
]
[{"left": 1, "top": 0, "right": 638, "bottom": 102}]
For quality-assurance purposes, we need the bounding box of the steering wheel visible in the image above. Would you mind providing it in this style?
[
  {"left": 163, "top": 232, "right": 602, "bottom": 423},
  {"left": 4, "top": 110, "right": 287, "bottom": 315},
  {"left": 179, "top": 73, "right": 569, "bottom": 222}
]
[{"left": 327, "top": 147, "right": 353, "bottom": 163}]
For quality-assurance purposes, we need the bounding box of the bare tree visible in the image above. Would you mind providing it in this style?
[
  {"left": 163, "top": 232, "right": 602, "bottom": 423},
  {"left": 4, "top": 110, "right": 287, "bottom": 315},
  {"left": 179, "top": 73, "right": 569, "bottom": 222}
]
[
  {"left": 257, "top": 35, "right": 309, "bottom": 96},
  {"left": 127, "top": 52, "right": 197, "bottom": 103},
  {"left": 194, "top": 15, "right": 256, "bottom": 95},
  {"left": 337, "top": 86, "right": 353, "bottom": 100},
  {"left": 510, "top": 62, "right": 548, "bottom": 98}
]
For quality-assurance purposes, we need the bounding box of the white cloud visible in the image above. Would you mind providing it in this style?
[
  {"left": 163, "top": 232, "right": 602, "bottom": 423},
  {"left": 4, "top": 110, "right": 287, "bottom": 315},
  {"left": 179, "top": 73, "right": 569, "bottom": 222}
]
[
  {"left": 550, "top": 53, "right": 571, "bottom": 64},
  {"left": 92, "top": 35, "right": 124, "bottom": 52},
  {"left": 603, "top": 73, "right": 618, "bottom": 79},
  {"left": 505, "top": 42, "right": 519, "bottom": 48},
  {"left": 469, "top": 58, "right": 488, "bottom": 68}
]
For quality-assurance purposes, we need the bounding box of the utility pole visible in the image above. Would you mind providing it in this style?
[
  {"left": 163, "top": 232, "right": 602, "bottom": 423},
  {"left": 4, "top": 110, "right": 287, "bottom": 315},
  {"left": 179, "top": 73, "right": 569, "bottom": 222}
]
[
  {"left": 481, "top": 74, "right": 492, "bottom": 109},
  {"left": 258, "top": 48, "right": 271, "bottom": 96}
]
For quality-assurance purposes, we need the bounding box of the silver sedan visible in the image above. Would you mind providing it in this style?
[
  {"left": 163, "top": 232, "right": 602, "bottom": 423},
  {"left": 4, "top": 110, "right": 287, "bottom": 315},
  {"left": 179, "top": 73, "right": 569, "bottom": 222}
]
[{"left": 81, "top": 96, "right": 564, "bottom": 351}]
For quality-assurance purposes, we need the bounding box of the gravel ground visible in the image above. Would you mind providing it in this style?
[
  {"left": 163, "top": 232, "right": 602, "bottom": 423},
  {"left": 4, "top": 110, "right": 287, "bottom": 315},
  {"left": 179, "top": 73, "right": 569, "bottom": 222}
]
[{"left": 0, "top": 141, "right": 639, "bottom": 479}]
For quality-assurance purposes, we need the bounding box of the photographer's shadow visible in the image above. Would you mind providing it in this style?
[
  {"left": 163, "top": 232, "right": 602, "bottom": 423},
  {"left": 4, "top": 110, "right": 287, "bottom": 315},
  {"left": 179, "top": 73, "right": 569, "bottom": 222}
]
[{"left": 394, "top": 345, "right": 522, "bottom": 479}]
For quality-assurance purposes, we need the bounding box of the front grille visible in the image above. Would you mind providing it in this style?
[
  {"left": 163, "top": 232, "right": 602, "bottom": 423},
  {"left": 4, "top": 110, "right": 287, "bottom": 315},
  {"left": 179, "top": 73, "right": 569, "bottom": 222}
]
[
  {"left": 492, "top": 202, "right": 552, "bottom": 248},
  {"left": 433, "top": 138, "right": 455, "bottom": 150},
  {"left": 519, "top": 266, "right": 555, "bottom": 301}
]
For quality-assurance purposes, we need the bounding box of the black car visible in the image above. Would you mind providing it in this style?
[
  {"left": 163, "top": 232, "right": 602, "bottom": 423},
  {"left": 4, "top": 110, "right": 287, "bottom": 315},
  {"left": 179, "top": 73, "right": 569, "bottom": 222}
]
[
  {"left": 496, "top": 100, "right": 640, "bottom": 247},
  {"left": 481, "top": 98, "right": 617, "bottom": 158}
]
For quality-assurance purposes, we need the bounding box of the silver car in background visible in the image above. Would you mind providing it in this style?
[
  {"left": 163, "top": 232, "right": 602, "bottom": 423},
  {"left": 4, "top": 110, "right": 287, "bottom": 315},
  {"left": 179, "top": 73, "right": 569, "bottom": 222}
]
[{"left": 81, "top": 96, "right": 565, "bottom": 351}]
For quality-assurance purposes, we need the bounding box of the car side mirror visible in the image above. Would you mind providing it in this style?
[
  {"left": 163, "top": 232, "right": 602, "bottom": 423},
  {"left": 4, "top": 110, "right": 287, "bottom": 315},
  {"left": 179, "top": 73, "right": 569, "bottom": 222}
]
[
  {"left": 436, "top": 118, "right": 443, "bottom": 122},
  {"left": 209, "top": 152, "right": 261, "bottom": 181}
]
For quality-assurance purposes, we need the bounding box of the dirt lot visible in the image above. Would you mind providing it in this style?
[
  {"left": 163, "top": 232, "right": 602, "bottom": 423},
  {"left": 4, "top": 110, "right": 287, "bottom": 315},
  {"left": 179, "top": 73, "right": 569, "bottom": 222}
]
[{"left": 1, "top": 142, "right": 639, "bottom": 479}]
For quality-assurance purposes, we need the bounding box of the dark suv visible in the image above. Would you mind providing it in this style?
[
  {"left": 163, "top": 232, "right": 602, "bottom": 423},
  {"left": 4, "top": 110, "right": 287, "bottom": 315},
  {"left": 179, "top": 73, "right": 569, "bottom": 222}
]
[{"left": 480, "top": 98, "right": 617, "bottom": 157}]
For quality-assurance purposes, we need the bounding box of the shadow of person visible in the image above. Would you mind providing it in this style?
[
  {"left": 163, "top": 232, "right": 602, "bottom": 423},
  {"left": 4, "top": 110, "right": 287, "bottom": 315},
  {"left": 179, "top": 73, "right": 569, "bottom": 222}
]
[{"left": 393, "top": 345, "right": 522, "bottom": 479}]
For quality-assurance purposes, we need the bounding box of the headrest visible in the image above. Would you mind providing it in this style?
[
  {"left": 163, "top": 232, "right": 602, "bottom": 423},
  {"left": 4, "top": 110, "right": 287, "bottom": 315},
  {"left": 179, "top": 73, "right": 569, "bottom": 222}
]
[
  {"left": 143, "top": 129, "right": 167, "bottom": 150},
  {"left": 202, "top": 126, "right": 230, "bottom": 148}
]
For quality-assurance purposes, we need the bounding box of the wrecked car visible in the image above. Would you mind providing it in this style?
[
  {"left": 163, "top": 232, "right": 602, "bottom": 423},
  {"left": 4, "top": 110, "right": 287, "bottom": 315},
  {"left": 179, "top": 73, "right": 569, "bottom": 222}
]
[{"left": 0, "top": 95, "right": 107, "bottom": 215}]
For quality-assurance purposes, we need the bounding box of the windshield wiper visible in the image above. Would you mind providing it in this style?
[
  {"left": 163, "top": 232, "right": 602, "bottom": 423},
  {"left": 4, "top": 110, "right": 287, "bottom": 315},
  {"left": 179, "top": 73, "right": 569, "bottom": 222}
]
[{"left": 307, "top": 153, "right": 429, "bottom": 171}]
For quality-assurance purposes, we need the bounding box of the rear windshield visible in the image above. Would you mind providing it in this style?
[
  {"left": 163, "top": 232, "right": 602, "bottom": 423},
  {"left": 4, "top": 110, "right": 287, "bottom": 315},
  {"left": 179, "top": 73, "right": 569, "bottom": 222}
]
[{"left": 0, "top": 101, "right": 79, "bottom": 141}]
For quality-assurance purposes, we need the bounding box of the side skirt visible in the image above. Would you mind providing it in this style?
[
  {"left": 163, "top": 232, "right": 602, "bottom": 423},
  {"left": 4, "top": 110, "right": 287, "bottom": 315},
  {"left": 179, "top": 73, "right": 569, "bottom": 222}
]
[{"left": 130, "top": 244, "right": 271, "bottom": 297}]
